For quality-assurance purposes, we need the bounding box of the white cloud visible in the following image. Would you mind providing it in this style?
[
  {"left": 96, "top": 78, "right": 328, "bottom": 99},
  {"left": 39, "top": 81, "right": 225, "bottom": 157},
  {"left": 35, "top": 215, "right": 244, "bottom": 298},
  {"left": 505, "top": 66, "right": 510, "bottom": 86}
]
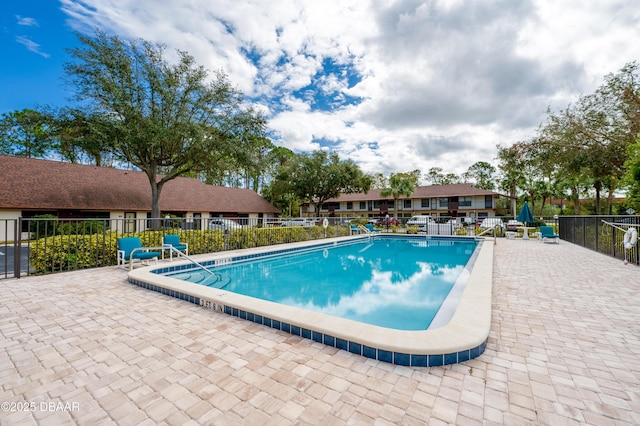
[
  {"left": 16, "top": 15, "right": 39, "bottom": 27},
  {"left": 15, "top": 36, "right": 50, "bottom": 58},
  {"left": 59, "top": 0, "right": 640, "bottom": 176}
]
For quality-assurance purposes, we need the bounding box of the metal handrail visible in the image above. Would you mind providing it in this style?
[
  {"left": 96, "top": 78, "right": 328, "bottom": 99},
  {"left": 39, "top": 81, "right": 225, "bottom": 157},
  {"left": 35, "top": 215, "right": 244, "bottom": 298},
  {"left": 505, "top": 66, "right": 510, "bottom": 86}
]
[
  {"left": 476, "top": 225, "right": 501, "bottom": 245},
  {"left": 476, "top": 226, "right": 498, "bottom": 236},
  {"left": 358, "top": 225, "right": 371, "bottom": 234},
  {"left": 166, "top": 246, "right": 214, "bottom": 276},
  {"left": 601, "top": 219, "right": 639, "bottom": 232}
]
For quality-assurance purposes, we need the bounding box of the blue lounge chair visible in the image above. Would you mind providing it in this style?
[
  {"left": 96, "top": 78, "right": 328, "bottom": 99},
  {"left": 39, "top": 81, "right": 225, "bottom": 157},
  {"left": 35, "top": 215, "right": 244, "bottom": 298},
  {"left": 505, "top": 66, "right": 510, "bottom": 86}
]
[
  {"left": 162, "top": 234, "right": 188, "bottom": 260},
  {"left": 350, "top": 224, "right": 361, "bottom": 235},
  {"left": 365, "top": 223, "right": 382, "bottom": 233},
  {"left": 539, "top": 226, "right": 559, "bottom": 244},
  {"left": 117, "top": 237, "right": 162, "bottom": 270}
]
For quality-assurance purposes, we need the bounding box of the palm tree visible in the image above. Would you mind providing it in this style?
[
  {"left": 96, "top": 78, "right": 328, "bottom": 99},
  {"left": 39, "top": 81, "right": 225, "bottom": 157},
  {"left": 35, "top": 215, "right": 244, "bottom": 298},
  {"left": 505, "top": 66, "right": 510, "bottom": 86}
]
[{"left": 381, "top": 173, "right": 417, "bottom": 219}]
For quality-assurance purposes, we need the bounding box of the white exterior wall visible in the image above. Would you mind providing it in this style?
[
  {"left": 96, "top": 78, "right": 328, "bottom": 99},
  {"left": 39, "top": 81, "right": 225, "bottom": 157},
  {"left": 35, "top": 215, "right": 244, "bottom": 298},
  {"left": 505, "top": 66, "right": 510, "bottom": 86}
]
[
  {"left": 0, "top": 210, "right": 21, "bottom": 241},
  {"left": 353, "top": 202, "right": 363, "bottom": 214}
]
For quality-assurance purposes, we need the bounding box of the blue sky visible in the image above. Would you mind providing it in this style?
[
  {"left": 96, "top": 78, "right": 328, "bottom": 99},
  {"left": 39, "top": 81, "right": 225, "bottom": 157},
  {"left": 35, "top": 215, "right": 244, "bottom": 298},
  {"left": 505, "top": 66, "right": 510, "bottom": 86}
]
[
  {"left": 2, "top": 1, "right": 640, "bottom": 178},
  {"left": 0, "top": 1, "right": 79, "bottom": 111}
]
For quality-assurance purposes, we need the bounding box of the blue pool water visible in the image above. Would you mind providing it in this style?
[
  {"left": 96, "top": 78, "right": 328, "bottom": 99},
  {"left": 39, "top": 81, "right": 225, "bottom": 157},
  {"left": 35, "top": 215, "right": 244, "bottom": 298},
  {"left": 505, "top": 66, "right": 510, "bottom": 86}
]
[{"left": 168, "top": 237, "right": 479, "bottom": 330}]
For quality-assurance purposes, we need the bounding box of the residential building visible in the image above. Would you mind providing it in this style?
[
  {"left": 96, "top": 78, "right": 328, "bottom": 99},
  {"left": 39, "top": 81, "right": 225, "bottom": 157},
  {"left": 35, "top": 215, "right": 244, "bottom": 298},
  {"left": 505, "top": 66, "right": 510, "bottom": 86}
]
[
  {"left": 0, "top": 155, "right": 279, "bottom": 240},
  {"left": 303, "top": 183, "right": 506, "bottom": 222}
]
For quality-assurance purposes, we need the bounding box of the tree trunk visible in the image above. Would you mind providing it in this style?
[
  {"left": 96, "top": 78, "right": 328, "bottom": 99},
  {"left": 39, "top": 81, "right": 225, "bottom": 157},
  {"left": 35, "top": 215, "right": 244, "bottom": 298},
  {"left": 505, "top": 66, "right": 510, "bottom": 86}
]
[
  {"left": 147, "top": 165, "right": 164, "bottom": 229},
  {"left": 605, "top": 185, "right": 616, "bottom": 214},
  {"left": 394, "top": 197, "right": 399, "bottom": 219},
  {"left": 571, "top": 187, "right": 580, "bottom": 214},
  {"left": 528, "top": 190, "right": 535, "bottom": 215}
]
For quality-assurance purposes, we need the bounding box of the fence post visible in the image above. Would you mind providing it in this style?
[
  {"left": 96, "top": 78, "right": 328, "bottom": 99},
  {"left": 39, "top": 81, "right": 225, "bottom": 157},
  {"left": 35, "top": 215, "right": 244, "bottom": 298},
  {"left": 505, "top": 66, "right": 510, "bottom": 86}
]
[{"left": 14, "top": 218, "right": 21, "bottom": 279}]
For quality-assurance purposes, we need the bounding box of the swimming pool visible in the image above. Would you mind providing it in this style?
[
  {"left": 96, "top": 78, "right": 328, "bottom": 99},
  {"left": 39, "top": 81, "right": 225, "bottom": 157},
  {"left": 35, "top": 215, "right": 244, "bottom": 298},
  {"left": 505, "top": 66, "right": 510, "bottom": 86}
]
[
  {"left": 165, "top": 237, "right": 478, "bottom": 331},
  {"left": 128, "top": 234, "right": 493, "bottom": 367}
]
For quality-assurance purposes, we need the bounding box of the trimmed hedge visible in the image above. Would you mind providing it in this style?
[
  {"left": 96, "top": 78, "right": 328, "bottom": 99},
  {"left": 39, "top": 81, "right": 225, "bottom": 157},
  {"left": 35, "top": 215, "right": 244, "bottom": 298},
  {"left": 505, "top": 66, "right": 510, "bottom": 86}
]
[
  {"left": 28, "top": 226, "right": 352, "bottom": 274},
  {"left": 29, "top": 233, "right": 118, "bottom": 273}
]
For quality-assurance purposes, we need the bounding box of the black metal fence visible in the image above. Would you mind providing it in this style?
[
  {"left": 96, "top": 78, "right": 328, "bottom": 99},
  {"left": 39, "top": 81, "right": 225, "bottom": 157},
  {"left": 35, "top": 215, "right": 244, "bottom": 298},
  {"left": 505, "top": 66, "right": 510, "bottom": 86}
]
[
  {"left": 0, "top": 219, "right": 20, "bottom": 280},
  {"left": 1, "top": 217, "right": 360, "bottom": 279},
  {"left": 559, "top": 215, "right": 640, "bottom": 265},
  {"left": 0, "top": 214, "right": 571, "bottom": 280}
]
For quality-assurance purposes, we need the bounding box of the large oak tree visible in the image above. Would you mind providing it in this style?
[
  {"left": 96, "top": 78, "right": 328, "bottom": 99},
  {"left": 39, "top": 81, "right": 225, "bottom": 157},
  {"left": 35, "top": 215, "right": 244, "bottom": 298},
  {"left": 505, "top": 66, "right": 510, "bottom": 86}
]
[
  {"left": 64, "top": 31, "right": 266, "bottom": 221},
  {"left": 274, "top": 151, "right": 372, "bottom": 216}
]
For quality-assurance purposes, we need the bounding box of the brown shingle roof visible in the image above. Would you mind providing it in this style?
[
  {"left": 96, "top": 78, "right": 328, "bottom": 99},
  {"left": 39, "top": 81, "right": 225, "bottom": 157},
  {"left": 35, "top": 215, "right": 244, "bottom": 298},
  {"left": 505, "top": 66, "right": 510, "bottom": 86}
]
[
  {"left": 0, "top": 155, "right": 279, "bottom": 214},
  {"left": 327, "top": 183, "right": 503, "bottom": 202}
]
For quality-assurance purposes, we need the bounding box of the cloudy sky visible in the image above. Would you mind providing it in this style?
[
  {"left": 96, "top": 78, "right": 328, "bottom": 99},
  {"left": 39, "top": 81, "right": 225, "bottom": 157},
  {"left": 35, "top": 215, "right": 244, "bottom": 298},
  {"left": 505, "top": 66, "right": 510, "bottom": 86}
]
[{"left": 2, "top": 0, "right": 639, "bottom": 179}]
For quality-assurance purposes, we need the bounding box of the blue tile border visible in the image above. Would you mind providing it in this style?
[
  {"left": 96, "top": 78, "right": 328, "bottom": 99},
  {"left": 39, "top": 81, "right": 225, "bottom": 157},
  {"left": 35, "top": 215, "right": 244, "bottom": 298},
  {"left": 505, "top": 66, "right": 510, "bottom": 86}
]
[
  {"left": 394, "top": 352, "right": 410, "bottom": 366},
  {"left": 336, "top": 338, "right": 348, "bottom": 351},
  {"left": 444, "top": 352, "right": 458, "bottom": 365},
  {"left": 411, "top": 354, "right": 428, "bottom": 367},
  {"left": 378, "top": 349, "right": 393, "bottom": 363},
  {"left": 363, "top": 345, "right": 376, "bottom": 359},
  {"left": 348, "top": 342, "right": 362, "bottom": 356},
  {"left": 128, "top": 278, "right": 200, "bottom": 305}
]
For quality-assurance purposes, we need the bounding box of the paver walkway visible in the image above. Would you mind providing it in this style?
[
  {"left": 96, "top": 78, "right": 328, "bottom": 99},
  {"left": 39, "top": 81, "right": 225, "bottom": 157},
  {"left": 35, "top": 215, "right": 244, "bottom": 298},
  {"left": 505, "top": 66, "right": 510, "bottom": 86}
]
[{"left": 1, "top": 239, "right": 639, "bottom": 425}]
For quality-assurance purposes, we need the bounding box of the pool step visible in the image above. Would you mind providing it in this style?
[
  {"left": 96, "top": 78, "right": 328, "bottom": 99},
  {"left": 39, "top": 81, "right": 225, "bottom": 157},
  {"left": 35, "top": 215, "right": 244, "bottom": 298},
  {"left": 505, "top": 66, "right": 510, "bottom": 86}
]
[
  {"left": 201, "top": 273, "right": 231, "bottom": 289},
  {"left": 169, "top": 271, "right": 231, "bottom": 289}
]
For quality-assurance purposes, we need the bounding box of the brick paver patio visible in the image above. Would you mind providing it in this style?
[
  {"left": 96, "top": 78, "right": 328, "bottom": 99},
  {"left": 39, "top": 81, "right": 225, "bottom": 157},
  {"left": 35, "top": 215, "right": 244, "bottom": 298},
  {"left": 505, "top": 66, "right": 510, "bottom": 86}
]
[{"left": 1, "top": 239, "right": 639, "bottom": 425}]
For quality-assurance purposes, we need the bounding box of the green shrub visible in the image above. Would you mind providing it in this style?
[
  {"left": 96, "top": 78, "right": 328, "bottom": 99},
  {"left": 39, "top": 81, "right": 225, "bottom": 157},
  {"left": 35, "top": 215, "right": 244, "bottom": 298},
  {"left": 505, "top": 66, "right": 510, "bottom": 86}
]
[
  {"left": 530, "top": 219, "right": 547, "bottom": 228},
  {"left": 29, "top": 215, "right": 59, "bottom": 239},
  {"left": 28, "top": 225, "right": 350, "bottom": 275},
  {"left": 29, "top": 233, "right": 119, "bottom": 273},
  {"left": 57, "top": 220, "right": 106, "bottom": 235},
  {"left": 185, "top": 229, "right": 226, "bottom": 253},
  {"left": 406, "top": 225, "right": 419, "bottom": 234},
  {"left": 310, "top": 226, "right": 324, "bottom": 239}
]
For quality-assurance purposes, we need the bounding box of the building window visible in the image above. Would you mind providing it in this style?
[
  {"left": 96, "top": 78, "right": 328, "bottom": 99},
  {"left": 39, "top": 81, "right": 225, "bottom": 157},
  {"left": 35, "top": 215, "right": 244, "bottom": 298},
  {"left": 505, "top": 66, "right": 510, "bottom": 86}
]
[
  {"left": 485, "top": 195, "right": 493, "bottom": 208},
  {"left": 421, "top": 198, "right": 429, "bottom": 208},
  {"left": 347, "top": 202, "right": 353, "bottom": 210},
  {"left": 403, "top": 199, "right": 411, "bottom": 208},
  {"left": 439, "top": 197, "right": 448, "bottom": 208},
  {"left": 459, "top": 196, "right": 472, "bottom": 207},
  {"left": 373, "top": 200, "right": 381, "bottom": 209},
  {"left": 360, "top": 201, "right": 366, "bottom": 210},
  {"left": 325, "top": 202, "right": 339, "bottom": 211}
]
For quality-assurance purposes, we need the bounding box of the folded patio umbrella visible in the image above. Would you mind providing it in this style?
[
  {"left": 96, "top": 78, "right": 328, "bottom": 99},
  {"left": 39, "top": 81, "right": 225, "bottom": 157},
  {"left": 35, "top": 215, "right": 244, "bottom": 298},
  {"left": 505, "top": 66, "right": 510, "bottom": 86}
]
[{"left": 517, "top": 201, "right": 534, "bottom": 226}]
